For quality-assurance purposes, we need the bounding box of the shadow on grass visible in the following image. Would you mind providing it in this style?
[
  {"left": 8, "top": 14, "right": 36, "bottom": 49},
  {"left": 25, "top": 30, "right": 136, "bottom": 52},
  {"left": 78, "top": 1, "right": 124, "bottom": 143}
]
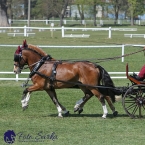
[{"left": 43, "top": 113, "right": 129, "bottom": 118}]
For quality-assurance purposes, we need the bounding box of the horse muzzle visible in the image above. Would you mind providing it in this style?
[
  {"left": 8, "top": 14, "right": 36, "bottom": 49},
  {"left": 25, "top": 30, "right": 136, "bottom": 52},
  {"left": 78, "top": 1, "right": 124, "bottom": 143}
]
[{"left": 13, "top": 66, "right": 21, "bottom": 74}]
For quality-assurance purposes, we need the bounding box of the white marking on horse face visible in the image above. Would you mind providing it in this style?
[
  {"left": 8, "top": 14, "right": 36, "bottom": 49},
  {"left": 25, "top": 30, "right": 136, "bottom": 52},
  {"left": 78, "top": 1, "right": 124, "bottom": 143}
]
[{"left": 13, "top": 64, "right": 21, "bottom": 74}]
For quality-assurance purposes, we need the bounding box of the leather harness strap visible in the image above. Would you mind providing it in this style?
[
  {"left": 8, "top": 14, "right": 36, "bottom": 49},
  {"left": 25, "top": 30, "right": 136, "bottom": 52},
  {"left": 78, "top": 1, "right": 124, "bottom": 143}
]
[
  {"left": 29, "top": 55, "right": 52, "bottom": 78},
  {"left": 33, "top": 60, "right": 62, "bottom": 89}
]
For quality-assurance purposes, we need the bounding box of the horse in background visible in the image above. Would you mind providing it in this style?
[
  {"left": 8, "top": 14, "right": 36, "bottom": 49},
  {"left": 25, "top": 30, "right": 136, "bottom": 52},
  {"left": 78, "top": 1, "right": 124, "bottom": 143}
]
[{"left": 13, "top": 40, "right": 118, "bottom": 118}]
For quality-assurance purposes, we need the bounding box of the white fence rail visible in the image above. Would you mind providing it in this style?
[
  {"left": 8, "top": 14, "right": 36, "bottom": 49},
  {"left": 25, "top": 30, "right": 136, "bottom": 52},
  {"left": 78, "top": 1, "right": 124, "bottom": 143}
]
[
  {"left": 9, "top": 19, "right": 145, "bottom": 26},
  {"left": 0, "top": 26, "right": 137, "bottom": 38},
  {"left": 1, "top": 44, "right": 145, "bottom": 62},
  {"left": 0, "top": 72, "right": 139, "bottom": 81}
]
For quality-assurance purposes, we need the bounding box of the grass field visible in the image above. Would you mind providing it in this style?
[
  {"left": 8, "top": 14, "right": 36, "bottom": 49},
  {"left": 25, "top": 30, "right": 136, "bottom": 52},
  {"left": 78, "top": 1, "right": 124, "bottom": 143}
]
[{"left": 0, "top": 24, "right": 145, "bottom": 145}]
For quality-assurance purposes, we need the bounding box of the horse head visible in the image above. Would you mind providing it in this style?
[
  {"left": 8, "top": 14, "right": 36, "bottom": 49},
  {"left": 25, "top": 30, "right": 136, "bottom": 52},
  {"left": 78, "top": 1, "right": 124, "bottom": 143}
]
[
  {"left": 13, "top": 45, "right": 27, "bottom": 74},
  {"left": 13, "top": 39, "right": 29, "bottom": 74},
  {"left": 13, "top": 40, "right": 49, "bottom": 74}
]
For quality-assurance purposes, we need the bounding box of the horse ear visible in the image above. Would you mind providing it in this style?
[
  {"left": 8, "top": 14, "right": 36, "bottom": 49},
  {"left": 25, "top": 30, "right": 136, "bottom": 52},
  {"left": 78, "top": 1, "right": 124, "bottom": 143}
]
[
  {"left": 15, "top": 46, "right": 21, "bottom": 54},
  {"left": 24, "top": 39, "right": 27, "bottom": 45},
  {"left": 23, "top": 39, "right": 27, "bottom": 47}
]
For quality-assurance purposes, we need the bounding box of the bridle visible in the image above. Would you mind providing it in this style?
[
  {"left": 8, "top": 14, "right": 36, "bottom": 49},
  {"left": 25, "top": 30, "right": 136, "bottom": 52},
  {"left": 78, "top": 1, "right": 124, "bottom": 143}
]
[
  {"left": 14, "top": 47, "right": 45, "bottom": 71},
  {"left": 14, "top": 53, "right": 27, "bottom": 70}
]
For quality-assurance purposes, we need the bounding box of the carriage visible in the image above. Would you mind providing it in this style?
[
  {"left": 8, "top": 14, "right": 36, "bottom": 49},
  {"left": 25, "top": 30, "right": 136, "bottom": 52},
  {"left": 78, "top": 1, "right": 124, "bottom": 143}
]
[
  {"left": 13, "top": 40, "right": 145, "bottom": 119},
  {"left": 121, "top": 63, "right": 145, "bottom": 119}
]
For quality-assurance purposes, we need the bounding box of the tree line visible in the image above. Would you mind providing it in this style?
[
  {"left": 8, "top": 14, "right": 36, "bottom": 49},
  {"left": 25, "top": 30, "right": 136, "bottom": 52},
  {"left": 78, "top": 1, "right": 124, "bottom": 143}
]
[{"left": 0, "top": 0, "right": 145, "bottom": 26}]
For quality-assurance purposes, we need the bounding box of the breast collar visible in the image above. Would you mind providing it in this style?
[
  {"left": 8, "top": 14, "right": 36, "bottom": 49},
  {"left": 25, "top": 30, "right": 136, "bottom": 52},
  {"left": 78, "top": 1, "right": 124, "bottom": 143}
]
[{"left": 29, "top": 55, "right": 52, "bottom": 78}]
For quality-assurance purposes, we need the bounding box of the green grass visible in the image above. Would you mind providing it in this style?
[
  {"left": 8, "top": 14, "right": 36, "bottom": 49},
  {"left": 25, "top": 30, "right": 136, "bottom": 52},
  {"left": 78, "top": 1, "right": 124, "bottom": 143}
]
[
  {"left": 0, "top": 25, "right": 145, "bottom": 145},
  {"left": 0, "top": 82, "right": 145, "bottom": 145}
]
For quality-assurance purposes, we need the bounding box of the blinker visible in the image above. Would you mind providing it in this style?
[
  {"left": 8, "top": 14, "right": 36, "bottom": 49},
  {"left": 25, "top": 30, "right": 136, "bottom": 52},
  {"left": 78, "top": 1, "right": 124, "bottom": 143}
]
[{"left": 14, "top": 54, "right": 22, "bottom": 62}]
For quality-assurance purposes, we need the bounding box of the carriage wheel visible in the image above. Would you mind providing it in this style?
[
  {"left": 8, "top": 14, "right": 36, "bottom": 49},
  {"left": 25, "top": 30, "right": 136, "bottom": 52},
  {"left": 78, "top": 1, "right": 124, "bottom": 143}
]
[{"left": 122, "top": 84, "right": 145, "bottom": 118}]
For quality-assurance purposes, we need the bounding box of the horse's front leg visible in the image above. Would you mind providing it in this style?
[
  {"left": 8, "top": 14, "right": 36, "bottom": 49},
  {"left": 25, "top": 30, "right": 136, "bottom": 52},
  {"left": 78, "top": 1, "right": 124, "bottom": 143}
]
[
  {"left": 46, "top": 89, "right": 69, "bottom": 117},
  {"left": 21, "top": 88, "right": 31, "bottom": 110},
  {"left": 21, "top": 83, "right": 43, "bottom": 111}
]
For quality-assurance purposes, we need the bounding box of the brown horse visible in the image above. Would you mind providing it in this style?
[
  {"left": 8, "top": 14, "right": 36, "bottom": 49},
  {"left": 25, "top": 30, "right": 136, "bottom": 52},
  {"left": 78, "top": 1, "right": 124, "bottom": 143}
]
[{"left": 13, "top": 40, "right": 118, "bottom": 118}]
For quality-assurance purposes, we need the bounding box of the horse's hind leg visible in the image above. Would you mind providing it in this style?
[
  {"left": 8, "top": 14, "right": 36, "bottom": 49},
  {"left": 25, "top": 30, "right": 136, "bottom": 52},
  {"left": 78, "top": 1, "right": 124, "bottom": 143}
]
[
  {"left": 74, "top": 94, "right": 93, "bottom": 114},
  {"left": 90, "top": 89, "right": 109, "bottom": 118},
  {"left": 46, "top": 89, "right": 69, "bottom": 117},
  {"left": 104, "top": 96, "right": 118, "bottom": 117},
  {"left": 74, "top": 88, "right": 93, "bottom": 114}
]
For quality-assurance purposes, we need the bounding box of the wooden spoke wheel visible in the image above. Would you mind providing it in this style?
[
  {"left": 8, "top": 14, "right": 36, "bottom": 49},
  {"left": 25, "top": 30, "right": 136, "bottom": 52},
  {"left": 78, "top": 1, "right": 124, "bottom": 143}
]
[{"left": 122, "top": 84, "right": 145, "bottom": 118}]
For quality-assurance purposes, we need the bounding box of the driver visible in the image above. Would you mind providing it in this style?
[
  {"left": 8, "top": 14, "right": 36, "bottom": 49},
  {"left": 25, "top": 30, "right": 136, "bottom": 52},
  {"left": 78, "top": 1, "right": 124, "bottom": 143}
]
[{"left": 133, "top": 65, "right": 145, "bottom": 81}]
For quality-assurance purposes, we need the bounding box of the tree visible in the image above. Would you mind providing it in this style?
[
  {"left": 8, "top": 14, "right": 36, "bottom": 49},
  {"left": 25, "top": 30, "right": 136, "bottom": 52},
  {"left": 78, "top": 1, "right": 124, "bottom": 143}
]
[
  {"left": 0, "top": 0, "right": 9, "bottom": 26},
  {"left": 75, "top": 0, "right": 85, "bottom": 24},
  {"left": 128, "top": 0, "right": 137, "bottom": 25},
  {"left": 83, "top": 0, "right": 105, "bottom": 26},
  {"left": 32, "top": 0, "right": 55, "bottom": 20},
  {"left": 32, "top": 0, "right": 72, "bottom": 26},
  {"left": 52, "top": 0, "right": 71, "bottom": 26},
  {"left": 109, "top": 0, "right": 128, "bottom": 25},
  {"left": 128, "top": 0, "right": 145, "bottom": 25}
]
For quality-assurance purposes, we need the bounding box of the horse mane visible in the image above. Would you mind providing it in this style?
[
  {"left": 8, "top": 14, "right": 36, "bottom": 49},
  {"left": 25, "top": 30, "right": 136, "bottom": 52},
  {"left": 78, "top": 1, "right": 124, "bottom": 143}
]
[{"left": 28, "top": 44, "right": 47, "bottom": 56}]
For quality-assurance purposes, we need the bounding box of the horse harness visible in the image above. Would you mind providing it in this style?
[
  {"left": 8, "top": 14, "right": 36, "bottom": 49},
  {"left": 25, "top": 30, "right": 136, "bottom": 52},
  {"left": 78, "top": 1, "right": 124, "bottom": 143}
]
[
  {"left": 18, "top": 47, "right": 118, "bottom": 92},
  {"left": 15, "top": 47, "right": 60, "bottom": 88},
  {"left": 26, "top": 56, "right": 62, "bottom": 89}
]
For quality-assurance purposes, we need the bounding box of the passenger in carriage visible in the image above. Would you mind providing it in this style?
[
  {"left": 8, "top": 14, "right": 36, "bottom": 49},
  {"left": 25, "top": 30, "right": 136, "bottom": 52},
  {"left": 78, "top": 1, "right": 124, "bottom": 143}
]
[{"left": 133, "top": 65, "right": 145, "bottom": 81}]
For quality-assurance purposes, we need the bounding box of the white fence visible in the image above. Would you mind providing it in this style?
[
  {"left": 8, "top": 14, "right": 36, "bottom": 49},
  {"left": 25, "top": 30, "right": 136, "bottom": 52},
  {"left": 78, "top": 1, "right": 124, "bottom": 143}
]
[
  {"left": 0, "top": 26, "right": 137, "bottom": 38},
  {"left": 1, "top": 44, "right": 145, "bottom": 63},
  {"left": 9, "top": 19, "right": 145, "bottom": 26},
  {"left": 0, "top": 72, "right": 139, "bottom": 81}
]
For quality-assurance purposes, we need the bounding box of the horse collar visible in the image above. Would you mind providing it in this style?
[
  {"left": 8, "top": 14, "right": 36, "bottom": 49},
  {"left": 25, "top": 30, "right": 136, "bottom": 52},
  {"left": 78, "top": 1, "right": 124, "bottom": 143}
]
[{"left": 29, "top": 55, "right": 53, "bottom": 78}]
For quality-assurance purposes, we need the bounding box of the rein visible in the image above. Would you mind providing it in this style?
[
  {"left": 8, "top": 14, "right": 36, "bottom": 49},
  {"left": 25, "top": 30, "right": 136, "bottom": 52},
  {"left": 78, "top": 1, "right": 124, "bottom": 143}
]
[
  {"left": 20, "top": 47, "right": 145, "bottom": 88},
  {"left": 21, "top": 47, "right": 145, "bottom": 70},
  {"left": 54, "top": 48, "right": 145, "bottom": 64},
  {"left": 95, "top": 48, "right": 145, "bottom": 63}
]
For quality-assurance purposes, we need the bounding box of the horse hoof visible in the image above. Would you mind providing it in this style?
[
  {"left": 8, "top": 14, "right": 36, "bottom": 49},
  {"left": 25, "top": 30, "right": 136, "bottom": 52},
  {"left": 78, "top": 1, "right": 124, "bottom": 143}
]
[
  {"left": 78, "top": 109, "right": 83, "bottom": 114},
  {"left": 64, "top": 111, "right": 70, "bottom": 117},
  {"left": 102, "top": 117, "right": 106, "bottom": 119},
  {"left": 22, "top": 105, "right": 28, "bottom": 111},
  {"left": 102, "top": 114, "right": 107, "bottom": 119},
  {"left": 58, "top": 115, "right": 63, "bottom": 118},
  {"left": 113, "top": 111, "right": 118, "bottom": 117}
]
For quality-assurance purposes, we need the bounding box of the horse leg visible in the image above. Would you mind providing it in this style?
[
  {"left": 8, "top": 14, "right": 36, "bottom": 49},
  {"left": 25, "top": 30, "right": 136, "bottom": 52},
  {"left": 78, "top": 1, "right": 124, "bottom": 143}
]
[
  {"left": 74, "top": 93, "right": 93, "bottom": 114},
  {"left": 45, "top": 89, "right": 69, "bottom": 117},
  {"left": 99, "top": 95, "right": 108, "bottom": 119},
  {"left": 21, "top": 84, "right": 46, "bottom": 111},
  {"left": 90, "top": 89, "right": 109, "bottom": 118},
  {"left": 74, "top": 88, "right": 93, "bottom": 114},
  {"left": 21, "top": 88, "right": 31, "bottom": 110},
  {"left": 104, "top": 96, "right": 118, "bottom": 117}
]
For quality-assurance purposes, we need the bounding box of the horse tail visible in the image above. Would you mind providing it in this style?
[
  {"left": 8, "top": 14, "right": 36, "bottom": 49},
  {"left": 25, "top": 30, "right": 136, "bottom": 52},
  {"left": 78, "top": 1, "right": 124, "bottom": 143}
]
[{"left": 96, "top": 65, "right": 116, "bottom": 103}]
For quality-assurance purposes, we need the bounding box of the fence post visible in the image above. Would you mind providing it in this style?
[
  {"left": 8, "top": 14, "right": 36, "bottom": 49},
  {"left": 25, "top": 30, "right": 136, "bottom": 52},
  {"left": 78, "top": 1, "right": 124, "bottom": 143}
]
[
  {"left": 109, "top": 27, "right": 111, "bottom": 38},
  {"left": 122, "top": 44, "right": 125, "bottom": 62},
  {"left": 46, "top": 19, "right": 48, "bottom": 25},
  {"left": 16, "top": 74, "right": 18, "bottom": 81},
  {"left": 62, "top": 26, "right": 64, "bottom": 37},
  {"left": 24, "top": 25, "right": 27, "bottom": 37}
]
